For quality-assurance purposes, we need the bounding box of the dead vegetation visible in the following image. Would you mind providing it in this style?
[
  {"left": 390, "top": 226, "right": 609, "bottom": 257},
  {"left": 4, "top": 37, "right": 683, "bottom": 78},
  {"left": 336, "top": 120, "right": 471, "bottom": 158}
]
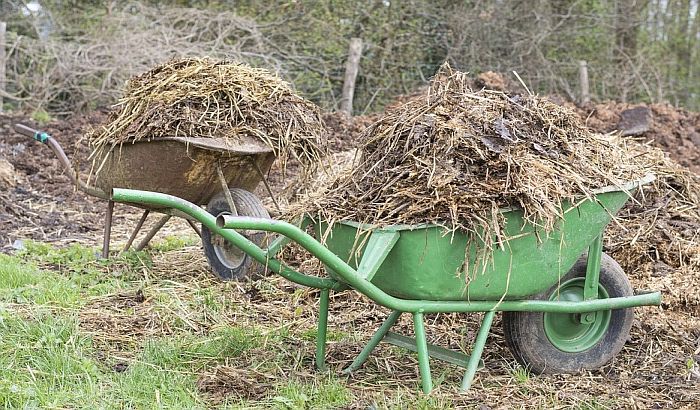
[
  {"left": 606, "top": 165, "right": 700, "bottom": 310},
  {"left": 3, "top": 4, "right": 280, "bottom": 114}
]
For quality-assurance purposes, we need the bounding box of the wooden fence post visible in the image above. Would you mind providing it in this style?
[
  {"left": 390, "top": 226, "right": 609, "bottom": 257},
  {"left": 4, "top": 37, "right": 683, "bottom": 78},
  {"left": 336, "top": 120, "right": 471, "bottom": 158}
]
[
  {"left": 578, "top": 60, "right": 590, "bottom": 104},
  {"left": 0, "top": 22, "right": 6, "bottom": 112},
  {"left": 340, "top": 37, "right": 363, "bottom": 116}
]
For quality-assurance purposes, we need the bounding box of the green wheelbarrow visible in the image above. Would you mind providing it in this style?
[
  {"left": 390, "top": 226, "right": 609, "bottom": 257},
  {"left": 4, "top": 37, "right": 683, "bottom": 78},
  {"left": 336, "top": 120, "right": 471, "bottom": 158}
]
[{"left": 111, "top": 175, "right": 661, "bottom": 393}]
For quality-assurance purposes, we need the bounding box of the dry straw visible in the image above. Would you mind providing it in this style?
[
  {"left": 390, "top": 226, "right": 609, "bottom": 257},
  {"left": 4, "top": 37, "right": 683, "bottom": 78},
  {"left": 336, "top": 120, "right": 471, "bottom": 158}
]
[
  {"left": 88, "top": 57, "right": 327, "bottom": 173},
  {"left": 299, "top": 63, "right": 661, "bottom": 252}
]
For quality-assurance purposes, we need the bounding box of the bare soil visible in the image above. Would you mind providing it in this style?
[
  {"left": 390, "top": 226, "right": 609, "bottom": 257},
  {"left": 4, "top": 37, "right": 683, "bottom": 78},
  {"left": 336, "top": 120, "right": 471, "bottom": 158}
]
[
  {"left": 569, "top": 101, "right": 700, "bottom": 173},
  {"left": 0, "top": 112, "right": 112, "bottom": 250}
]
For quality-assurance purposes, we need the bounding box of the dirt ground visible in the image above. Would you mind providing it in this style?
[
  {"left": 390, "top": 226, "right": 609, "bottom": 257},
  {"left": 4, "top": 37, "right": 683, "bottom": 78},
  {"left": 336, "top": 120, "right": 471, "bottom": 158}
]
[
  {"left": 0, "top": 112, "right": 111, "bottom": 250},
  {"left": 570, "top": 101, "right": 700, "bottom": 174},
  {"left": 0, "top": 103, "right": 699, "bottom": 407}
]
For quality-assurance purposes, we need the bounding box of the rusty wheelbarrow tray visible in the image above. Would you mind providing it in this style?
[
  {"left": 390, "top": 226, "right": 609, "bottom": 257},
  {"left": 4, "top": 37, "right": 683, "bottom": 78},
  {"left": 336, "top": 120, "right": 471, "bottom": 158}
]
[{"left": 14, "top": 123, "right": 277, "bottom": 280}]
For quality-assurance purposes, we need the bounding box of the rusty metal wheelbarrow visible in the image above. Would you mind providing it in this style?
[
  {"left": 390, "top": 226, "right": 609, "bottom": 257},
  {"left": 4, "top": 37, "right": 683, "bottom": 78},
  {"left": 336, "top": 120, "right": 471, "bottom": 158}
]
[
  {"left": 110, "top": 175, "right": 661, "bottom": 393},
  {"left": 14, "top": 123, "right": 277, "bottom": 280}
]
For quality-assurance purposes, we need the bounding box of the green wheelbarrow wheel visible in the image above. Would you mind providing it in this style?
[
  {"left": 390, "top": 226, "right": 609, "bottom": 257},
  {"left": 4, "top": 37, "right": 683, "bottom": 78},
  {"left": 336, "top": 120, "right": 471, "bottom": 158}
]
[{"left": 502, "top": 253, "right": 634, "bottom": 374}]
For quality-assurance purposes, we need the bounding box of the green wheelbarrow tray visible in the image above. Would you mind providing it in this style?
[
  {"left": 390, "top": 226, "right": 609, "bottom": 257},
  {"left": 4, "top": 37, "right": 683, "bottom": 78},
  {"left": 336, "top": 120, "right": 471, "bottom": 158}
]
[
  {"left": 110, "top": 174, "right": 661, "bottom": 394},
  {"left": 313, "top": 177, "right": 650, "bottom": 301}
]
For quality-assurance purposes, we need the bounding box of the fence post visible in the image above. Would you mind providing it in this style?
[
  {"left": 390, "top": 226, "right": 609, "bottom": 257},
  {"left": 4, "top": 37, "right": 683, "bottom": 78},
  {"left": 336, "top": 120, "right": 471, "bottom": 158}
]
[
  {"left": 0, "top": 22, "right": 6, "bottom": 112},
  {"left": 578, "top": 60, "right": 590, "bottom": 104},
  {"left": 340, "top": 37, "right": 363, "bottom": 116}
]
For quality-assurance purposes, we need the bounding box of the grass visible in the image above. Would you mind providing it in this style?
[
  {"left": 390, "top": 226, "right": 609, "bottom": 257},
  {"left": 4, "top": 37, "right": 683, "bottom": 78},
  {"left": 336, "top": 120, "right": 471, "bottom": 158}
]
[
  {"left": 270, "top": 377, "right": 351, "bottom": 409},
  {"left": 0, "top": 239, "right": 696, "bottom": 408},
  {"left": 150, "top": 235, "right": 201, "bottom": 252},
  {"left": 0, "top": 241, "right": 356, "bottom": 409},
  {"left": 0, "top": 310, "right": 102, "bottom": 408},
  {"left": 30, "top": 109, "right": 52, "bottom": 125}
]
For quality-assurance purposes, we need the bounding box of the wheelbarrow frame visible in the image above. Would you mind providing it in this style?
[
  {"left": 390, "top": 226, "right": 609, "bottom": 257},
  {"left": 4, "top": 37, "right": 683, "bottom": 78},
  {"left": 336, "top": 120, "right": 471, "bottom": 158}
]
[{"left": 110, "top": 186, "right": 662, "bottom": 393}]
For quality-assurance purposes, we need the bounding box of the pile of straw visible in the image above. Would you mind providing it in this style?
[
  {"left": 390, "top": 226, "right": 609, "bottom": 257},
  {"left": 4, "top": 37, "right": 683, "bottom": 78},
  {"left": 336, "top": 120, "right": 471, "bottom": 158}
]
[
  {"left": 301, "top": 63, "right": 659, "bottom": 245},
  {"left": 88, "top": 57, "right": 327, "bottom": 170}
]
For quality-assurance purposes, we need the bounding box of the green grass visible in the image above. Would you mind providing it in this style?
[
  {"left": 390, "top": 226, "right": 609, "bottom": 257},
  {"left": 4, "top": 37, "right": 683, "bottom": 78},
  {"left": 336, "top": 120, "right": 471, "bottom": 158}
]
[
  {"left": 0, "top": 239, "right": 661, "bottom": 408},
  {"left": 150, "top": 235, "right": 201, "bottom": 252},
  {"left": 300, "top": 328, "right": 348, "bottom": 343},
  {"left": 0, "top": 307, "right": 270, "bottom": 408},
  {"left": 270, "top": 377, "right": 351, "bottom": 409},
  {"left": 30, "top": 109, "right": 52, "bottom": 124},
  {"left": 510, "top": 364, "right": 530, "bottom": 384},
  {"left": 0, "top": 240, "right": 344, "bottom": 408},
  {"left": 0, "top": 253, "right": 83, "bottom": 307},
  {"left": 0, "top": 310, "right": 103, "bottom": 408},
  {"left": 0, "top": 242, "right": 151, "bottom": 308}
]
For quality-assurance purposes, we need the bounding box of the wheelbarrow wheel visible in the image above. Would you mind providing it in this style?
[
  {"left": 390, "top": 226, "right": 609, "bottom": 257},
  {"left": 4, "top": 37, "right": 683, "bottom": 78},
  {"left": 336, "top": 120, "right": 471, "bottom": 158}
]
[
  {"left": 201, "top": 189, "right": 270, "bottom": 281},
  {"left": 502, "top": 253, "right": 634, "bottom": 374}
]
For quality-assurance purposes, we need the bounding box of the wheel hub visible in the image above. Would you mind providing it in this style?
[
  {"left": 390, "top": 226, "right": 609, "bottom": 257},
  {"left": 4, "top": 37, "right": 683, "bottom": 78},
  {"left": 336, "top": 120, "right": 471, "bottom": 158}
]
[
  {"left": 212, "top": 211, "right": 246, "bottom": 269},
  {"left": 543, "top": 278, "right": 611, "bottom": 353}
]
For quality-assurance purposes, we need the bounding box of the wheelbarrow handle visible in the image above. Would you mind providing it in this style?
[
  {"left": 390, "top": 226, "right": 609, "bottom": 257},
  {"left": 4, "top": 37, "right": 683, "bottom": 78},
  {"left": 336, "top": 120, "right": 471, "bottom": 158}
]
[
  {"left": 13, "top": 123, "right": 107, "bottom": 199},
  {"left": 14, "top": 123, "right": 50, "bottom": 144}
]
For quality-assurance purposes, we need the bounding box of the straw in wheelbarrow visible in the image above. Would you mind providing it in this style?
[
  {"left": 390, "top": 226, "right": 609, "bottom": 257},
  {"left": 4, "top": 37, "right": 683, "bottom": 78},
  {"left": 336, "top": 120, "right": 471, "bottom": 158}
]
[
  {"left": 297, "top": 63, "right": 663, "bottom": 255},
  {"left": 88, "top": 57, "right": 327, "bottom": 174}
]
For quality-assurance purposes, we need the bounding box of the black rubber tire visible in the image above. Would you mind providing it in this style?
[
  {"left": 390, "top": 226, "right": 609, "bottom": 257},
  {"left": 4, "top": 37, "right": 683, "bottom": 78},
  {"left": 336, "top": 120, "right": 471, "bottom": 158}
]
[
  {"left": 201, "top": 189, "right": 270, "bottom": 281},
  {"left": 502, "top": 252, "right": 634, "bottom": 374}
]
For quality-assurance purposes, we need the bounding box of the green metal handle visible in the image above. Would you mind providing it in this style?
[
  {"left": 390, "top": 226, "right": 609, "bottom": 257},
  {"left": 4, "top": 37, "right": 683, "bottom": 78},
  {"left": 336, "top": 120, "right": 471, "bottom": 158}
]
[
  {"left": 111, "top": 188, "right": 341, "bottom": 291},
  {"left": 113, "top": 188, "right": 662, "bottom": 314}
]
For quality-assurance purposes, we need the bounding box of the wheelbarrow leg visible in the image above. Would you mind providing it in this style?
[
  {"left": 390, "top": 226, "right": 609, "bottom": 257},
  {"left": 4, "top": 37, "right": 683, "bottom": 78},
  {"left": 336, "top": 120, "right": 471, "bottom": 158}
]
[
  {"left": 413, "top": 312, "right": 433, "bottom": 394},
  {"left": 136, "top": 215, "right": 171, "bottom": 251},
  {"left": 101, "top": 200, "right": 114, "bottom": 259},
  {"left": 186, "top": 219, "right": 202, "bottom": 238},
  {"left": 119, "top": 210, "right": 149, "bottom": 255},
  {"left": 342, "top": 310, "right": 402, "bottom": 374},
  {"left": 460, "top": 310, "right": 495, "bottom": 391},
  {"left": 316, "top": 288, "right": 330, "bottom": 371}
]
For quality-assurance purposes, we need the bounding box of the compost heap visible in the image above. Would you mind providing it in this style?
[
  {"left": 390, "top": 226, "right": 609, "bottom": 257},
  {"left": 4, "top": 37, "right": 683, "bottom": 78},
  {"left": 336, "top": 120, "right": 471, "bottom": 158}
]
[
  {"left": 606, "top": 165, "right": 700, "bottom": 309},
  {"left": 88, "top": 57, "right": 327, "bottom": 172},
  {"left": 301, "top": 63, "right": 663, "bottom": 251}
]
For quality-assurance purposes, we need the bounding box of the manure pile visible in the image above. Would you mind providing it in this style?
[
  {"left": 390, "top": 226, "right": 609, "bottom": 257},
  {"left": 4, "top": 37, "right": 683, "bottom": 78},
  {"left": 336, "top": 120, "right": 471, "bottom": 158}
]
[
  {"left": 607, "top": 166, "right": 700, "bottom": 309},
  {"left": 301, "top": 63, "right": 661, "bottom": 246},
  {"left": 88, "top": 57, "right": 327, "bottom": 171}
]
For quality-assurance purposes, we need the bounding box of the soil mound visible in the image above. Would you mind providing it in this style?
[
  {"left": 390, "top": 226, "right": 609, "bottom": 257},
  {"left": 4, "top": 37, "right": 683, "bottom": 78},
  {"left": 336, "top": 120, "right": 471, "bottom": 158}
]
[{"left": 572, "top": 101, "right": 700, "bottom": 173}]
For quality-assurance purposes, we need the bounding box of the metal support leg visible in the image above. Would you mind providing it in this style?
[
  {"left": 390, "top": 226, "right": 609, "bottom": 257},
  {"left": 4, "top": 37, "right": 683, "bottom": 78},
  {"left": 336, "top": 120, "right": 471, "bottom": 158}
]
[
  {"left": 343, "top": 310, "right": 402, "bottom": 374},
  {"left": 460, "top": 311, "right": 495, "bottom": 391},
  {"left": 119, "top": 210, "right": 149, "bottom": 255},
  {"left": 582, "top": 234, "right": 603, "bottom": 324},
  {"left": 101, "top": 200, "right": 114, "bottom": 259},
  {"left": 216, "top": 162, "right": 237, "bottom": 215},
  {"left": 135, "top": 215, "right": 171, "bottom": 251},
  {"left": 316, "top": 289, "right": 330, "bottom": 371},
  {"left": 413, "top": 312, "right": 433, "bottom": 394},
  {"left": 250, "top": 157, "right": 281, "bottom": 214},
  {"left": 186, "top": 219, "right": 202, "bottom": 238}
]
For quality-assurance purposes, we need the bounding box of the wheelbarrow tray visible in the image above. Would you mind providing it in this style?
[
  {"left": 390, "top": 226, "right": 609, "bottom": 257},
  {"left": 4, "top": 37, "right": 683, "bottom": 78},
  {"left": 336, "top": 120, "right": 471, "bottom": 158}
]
[
  {"left": 314, "top": 178, "right": 649, "bottom": 301},
  {"left": 92, "top": 136, "right": 275, "bottom": 206}
]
